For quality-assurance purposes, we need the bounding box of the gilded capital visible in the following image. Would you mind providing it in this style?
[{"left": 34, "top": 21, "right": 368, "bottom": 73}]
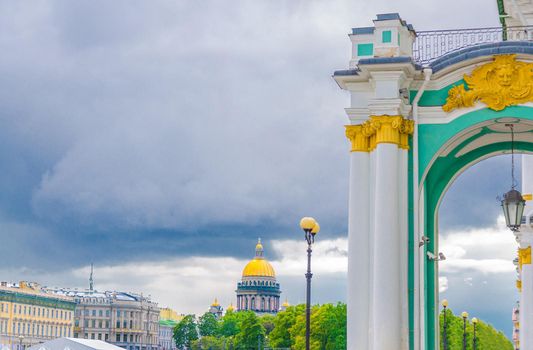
[
  {"left": 345, "top": 115, "right": 414, "bottom": 152},
  {"left": 520, "top": 247, "right": 532, "bottom": 269},
  {"left": 517, "top": 279, "right": 522, "bottom": 292},
  {"left": 345, "top": 125, "right": 369, "bottom": 152}
]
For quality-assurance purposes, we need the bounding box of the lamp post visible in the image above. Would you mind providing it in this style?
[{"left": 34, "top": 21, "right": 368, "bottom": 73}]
[
  {"left": 442, "top": 300, "right": 449, "bottom": 350},
  {"left": 17, "top": 336, "right": 23, "bottom": 350},
  {"left": 472, "top": 317, "right": 478, "bottom": 350},
  {"left": 501, "top": 124, "right": 526, "bottom": 232},
  {"left": 300, "top": 216, "right": 320, "bottom": 350},
  {"left": 461, "top": 311, "right": 468, "bottom": 350}
]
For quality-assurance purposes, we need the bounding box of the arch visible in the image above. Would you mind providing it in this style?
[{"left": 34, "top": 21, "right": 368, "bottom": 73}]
[{"left": 418, "top": 107, "right": 533, "bottom": 348}]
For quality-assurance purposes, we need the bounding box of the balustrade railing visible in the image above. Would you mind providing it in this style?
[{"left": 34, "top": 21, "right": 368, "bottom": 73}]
[{"left": 413, "top": 26, "right": 533, "bottom": 65}]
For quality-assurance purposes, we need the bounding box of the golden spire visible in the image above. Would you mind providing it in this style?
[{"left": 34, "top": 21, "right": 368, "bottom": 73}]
[
  {"left": 282, "top": 298, "right": 290, "bottom": 307},
  {"left": 227, "top": 303, "right": 235, "bottom": 312},
  {"left": 211, "top": 298, "right": 220, "bottom": 307}
]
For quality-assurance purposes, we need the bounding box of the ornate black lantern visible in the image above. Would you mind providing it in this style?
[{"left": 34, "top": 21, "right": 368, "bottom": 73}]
[{"left": 501, "top": 124, "right": 526, "bottom": 232}]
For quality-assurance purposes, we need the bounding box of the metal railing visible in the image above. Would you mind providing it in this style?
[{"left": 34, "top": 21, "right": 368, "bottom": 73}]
[{"left": 413, "top": 25, "right": 533, "bottom": 65}]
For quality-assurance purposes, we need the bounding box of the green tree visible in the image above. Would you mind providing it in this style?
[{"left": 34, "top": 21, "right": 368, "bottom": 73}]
[
  {"left": 235, "top": 311, "right": 265, "bottom": 350},
  {"left": 174, "top": 315, "right": 199, "bottom": 350},
  {"left": 199, "top": 312, "right": 220, "bottom": 337},
  {"left": 190, "top": 336, "right": 225, "bottom": 350},
  {"left": 438, "top": 309, "right": 513, "bottom": 350},
  {"left": 260, "top": 314, "right": 275, "bottom": 335},
  {"left": 220, "top": 310, "right": 240, "bottom": 337},
  {"left": 269, "top": 305, "right": 304, "bottom": 349},
  {"left": 288, "top": 304, "right": 346, "bottom": 350}
]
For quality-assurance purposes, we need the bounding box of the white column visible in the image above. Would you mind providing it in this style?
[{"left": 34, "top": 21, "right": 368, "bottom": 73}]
[
  {"left": 520, "top": 155, "right": 533, "bottom": 349},
  {"left": 398, "top": 147, "right": 409, "bottom": 350},
  {"left": 372, "top": 143, "right": 402, "bottom": 350},
  {"left": 347, "top": 150, "right": 370, "bottom": 350},
  {"left": 518, "top": 236, "right": 533, "bottom": 350}
]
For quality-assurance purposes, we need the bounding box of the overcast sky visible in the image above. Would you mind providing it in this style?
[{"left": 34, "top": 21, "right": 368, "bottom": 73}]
[{"left": 0, "top": 0, "right": 520, "bottom": 339}]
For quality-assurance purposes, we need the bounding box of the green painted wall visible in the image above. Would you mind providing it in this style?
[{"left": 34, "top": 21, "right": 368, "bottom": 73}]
[{"left": 410, "top": 80, "right": 466, "bottom": 107}]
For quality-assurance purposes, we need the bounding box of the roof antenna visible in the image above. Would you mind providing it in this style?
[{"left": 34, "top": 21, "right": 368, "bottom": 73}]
[{"left": 89, "top": 263, "right": 94, "bottom": 292}]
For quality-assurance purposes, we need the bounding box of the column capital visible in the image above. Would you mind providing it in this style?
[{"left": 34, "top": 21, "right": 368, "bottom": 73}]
[
  {"left": 345, "top": 115, "right": 414, "bottom": 152},
  {"left": 520, "top": 247, "right": 532, "bottom": 269}
]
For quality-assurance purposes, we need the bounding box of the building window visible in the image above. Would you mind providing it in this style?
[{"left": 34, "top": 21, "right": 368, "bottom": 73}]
[
  {"left": 99, "top": 310, "right": 103, "bottom": 317},
  {"left": 116, "top": 334, "right": 120, "bottom": 342}
]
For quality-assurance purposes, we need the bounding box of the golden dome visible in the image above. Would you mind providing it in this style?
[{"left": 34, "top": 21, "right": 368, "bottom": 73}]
[
  {"left": 282, "top": 299, "right": 290, "bottom": 308},
  {"left": 227, "top": 303, "right": 235, "bottom": 312},
  {"left": 211, "top": 298, "right": 220, "bottom": 307},
  {"left": 242, "top": 239, "right": 276, "bottom": 278}
]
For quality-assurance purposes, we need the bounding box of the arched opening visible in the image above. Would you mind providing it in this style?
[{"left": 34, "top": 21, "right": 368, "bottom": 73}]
[
  {"left": 419, "top": 110, "right": 533, "bottom": 348},
  {"left": 438, "top": 155, "right": 519, "bottom": 339}
]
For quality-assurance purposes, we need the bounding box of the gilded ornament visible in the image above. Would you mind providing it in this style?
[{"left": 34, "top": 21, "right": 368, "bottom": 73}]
[
  {"left": 519, "top": 246, "right": 532, "bottom": 268},
  {"left": 443, "top": 55, "right": 533, "bottom": 112}
]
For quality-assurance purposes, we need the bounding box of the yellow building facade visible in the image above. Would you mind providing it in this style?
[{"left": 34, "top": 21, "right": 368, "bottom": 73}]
[
  {"left": 159, "top": 308, "right": 182, "bottom": 322},
  {"left": 0, "top": 282, "right": 76, "bottom": 349}
]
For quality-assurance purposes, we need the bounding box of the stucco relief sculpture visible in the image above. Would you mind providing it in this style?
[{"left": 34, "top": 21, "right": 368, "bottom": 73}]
[{"left": 443, "top": 54, "right": 533, "bottom": 112}]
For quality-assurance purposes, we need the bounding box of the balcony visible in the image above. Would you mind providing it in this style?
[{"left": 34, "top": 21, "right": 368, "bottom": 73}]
[{"left": 413, "top": 25, "right": 533, "bottom": 65}]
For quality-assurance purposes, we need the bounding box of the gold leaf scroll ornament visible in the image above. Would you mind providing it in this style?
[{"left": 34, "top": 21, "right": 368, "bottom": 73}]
[{"left": 443, "top": 55, "right": 533, "bottom": 112}]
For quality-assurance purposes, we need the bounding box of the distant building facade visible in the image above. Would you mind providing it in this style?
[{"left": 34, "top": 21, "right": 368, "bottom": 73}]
[
  {"left": 46, "top": 288, "right": 159, "bottom": 350},
  {"left": 158, "top": 320, "right": 176, "bottom": 350},
  {"left": 208, "top": 299, "right": 223, "bottom": 319},
  {"left": 0, "top": 281, "right": 76, "bottom": 350},
  {"left": 236, "top": 240, "right": 281, "bottom": 314},
  {"left": 513, "top": 302, "right": 520, "bottom": 350},
  {"left": 158, "top": 308, "right": 180, "bottom": 350}
]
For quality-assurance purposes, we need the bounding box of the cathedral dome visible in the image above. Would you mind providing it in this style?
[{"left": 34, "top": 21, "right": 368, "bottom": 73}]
[{"left": 242, "top": 239, "right": 276, "bottom": 278}]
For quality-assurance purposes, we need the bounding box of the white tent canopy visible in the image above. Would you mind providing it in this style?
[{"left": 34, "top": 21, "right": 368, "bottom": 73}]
[{"left": 28, "top": 338, "right": 124, "bottom": 350}]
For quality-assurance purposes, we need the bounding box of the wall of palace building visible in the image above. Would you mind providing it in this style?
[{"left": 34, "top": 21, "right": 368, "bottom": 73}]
[
  {"left": 46, "top": 288, "right": 160, "bottom": 350},
  {"left": 0, "top": 282, "right": 76, "bottom": 350}
]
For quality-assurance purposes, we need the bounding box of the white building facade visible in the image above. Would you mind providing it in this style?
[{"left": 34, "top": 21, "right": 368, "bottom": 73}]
[{"left": 46, "top": 289, "right": 159, "bottom": 350}]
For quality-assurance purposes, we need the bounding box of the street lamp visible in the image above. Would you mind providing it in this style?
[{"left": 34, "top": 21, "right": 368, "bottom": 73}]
[
  {"left": 472, "top": 317, "right": 478, "bottom": 350},
  {"left": 18, "top": 336, "right": 23, "bottom": 350},
  {"left": 441, "top": 300, "right": 449, "bottom": 350},
  {"left": 300, "top": 216, "right": 320, "bottom": 350},
  {"left": 501, "top": 124, "right": 526, "bottom": 232},
  {"left": 461, "top": 311, "right": 468, "bottom": 350}
]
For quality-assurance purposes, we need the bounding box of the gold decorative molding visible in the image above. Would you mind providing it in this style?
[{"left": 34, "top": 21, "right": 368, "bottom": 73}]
[
  {"left": 345, "top": 115, "right": 414, "bottom": 152},
  {"left": 517, "top": 279, "right": 522, "bottom": 292},
  {"left": 520, "top": 246, "right": 532, "bottom": 269},
  {"left": 443, "top": 55, "right": 533, "bottom": 112}
]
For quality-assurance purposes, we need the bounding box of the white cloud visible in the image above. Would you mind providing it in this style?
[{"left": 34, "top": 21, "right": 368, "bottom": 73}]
[
  {"left": 439, "top": 216, "right": 517, "bottom": 274},
  {"left": 0, "top": 238, "right": 348, "bottom": 316},
  {"left": 439, "top": 276, "right": 448, "bottom": 293}
]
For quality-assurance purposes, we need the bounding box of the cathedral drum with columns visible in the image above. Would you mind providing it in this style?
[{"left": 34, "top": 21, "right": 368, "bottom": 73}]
[{"left": 236, "top": 239, "right": 281, "bottom": 314}]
